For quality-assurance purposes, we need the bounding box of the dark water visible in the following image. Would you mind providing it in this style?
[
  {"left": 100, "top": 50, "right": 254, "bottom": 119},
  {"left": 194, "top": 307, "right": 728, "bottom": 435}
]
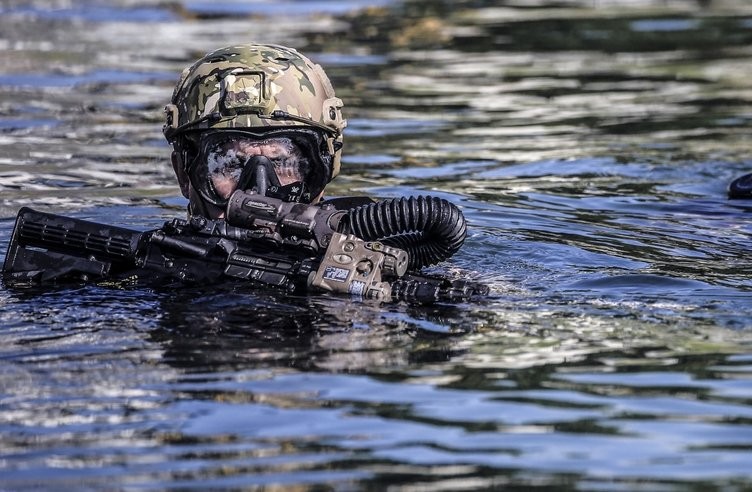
[{"left": 2, "top": 0, "right": 752, "bottom": 489}]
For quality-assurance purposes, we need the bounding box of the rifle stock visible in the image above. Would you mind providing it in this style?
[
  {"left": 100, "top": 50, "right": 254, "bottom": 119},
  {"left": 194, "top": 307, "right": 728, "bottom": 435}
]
[{"left": 3, "top": 207, "right": 144, "bottom": 284}]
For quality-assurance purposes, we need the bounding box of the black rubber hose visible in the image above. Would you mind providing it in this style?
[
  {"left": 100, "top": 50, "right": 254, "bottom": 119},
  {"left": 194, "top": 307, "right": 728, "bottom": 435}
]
[
  {"left": 729, "top": 173, "right": 752, "bottom": 199},
  {"left": 339, "top": 195, "right": 467, "bottom": 271}
]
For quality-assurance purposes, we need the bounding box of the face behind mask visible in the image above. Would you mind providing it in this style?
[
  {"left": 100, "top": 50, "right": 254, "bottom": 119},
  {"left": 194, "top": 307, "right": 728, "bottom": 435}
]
[{"left": 187, "top": 130, "right": 325, "bottom": 207}]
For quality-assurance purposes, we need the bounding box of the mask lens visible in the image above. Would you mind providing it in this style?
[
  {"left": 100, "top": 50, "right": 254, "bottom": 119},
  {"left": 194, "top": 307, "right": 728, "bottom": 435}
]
[
  {"left": 191, "top": 132, "right": 315, "bottom": 205},
  {"left": 205, "top": 140, "right": 246, "bottom": 201}
]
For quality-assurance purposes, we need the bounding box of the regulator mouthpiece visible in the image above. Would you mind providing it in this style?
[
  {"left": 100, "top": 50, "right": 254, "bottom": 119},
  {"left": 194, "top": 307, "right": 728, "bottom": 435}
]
[{"left": 238, "top": 155, "right": 309, "bottom": 203}]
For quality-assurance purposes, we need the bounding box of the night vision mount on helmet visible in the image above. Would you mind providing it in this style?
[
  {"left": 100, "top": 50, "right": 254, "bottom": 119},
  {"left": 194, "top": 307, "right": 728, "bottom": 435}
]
[{"left": 163, "top": 44, "right": 347, "bottom": 204}]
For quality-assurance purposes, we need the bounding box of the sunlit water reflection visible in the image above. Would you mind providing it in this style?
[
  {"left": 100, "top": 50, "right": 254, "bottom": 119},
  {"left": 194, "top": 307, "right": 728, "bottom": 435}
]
[{"left": 2, "top": 0, "right": 752, "bottom": 489}]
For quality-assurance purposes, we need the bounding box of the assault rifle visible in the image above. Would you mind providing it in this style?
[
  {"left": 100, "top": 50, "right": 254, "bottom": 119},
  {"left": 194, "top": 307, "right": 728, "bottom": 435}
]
[{"left": 2, "top": 190, "right": 489, "bottom": 303}]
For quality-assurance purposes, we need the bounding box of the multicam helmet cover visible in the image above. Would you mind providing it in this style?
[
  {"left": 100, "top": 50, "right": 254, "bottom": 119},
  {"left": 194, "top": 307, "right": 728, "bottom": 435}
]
[{"left": 163, "top": 44, "right": 347, "bottom": 189}]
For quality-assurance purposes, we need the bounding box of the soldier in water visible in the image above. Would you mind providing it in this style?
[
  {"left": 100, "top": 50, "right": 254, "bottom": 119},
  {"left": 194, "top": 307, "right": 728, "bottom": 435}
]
[{"left": 162, "top": 43, "right": 353, "bottom": 219}]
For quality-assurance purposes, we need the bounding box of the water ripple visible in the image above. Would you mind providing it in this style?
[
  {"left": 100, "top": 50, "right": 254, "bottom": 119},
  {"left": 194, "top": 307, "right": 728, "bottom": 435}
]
[{"left": 3, "top": 0, "right": 752, "bottom": 489}]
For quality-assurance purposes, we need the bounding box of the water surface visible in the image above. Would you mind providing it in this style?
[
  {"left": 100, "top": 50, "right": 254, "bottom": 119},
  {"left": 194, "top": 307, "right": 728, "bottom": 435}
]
[{"left": 2, "top": 0, "right": 752, "bottom": 489}]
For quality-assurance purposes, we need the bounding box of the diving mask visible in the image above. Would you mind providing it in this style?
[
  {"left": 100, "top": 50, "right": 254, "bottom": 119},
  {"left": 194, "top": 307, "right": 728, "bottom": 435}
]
[{"left": 187, "top": 130, "right": 328, "bottom": 206}]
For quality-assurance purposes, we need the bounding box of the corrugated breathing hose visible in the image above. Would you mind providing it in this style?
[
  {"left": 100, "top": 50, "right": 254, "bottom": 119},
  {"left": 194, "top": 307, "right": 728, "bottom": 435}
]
[{"left": 339, "top": 195, "right": 467, "bottom": 271}]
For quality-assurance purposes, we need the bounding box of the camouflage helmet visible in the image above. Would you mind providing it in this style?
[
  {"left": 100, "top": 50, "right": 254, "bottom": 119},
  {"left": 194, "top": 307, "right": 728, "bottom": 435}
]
[{"left": 163, "top": 43, "right": 347, "bottom": 184}]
